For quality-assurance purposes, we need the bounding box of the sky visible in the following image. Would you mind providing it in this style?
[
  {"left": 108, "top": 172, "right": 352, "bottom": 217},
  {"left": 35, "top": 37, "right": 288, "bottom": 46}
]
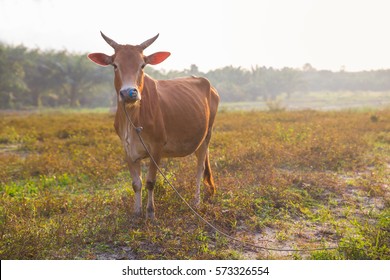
[{"left": 1, "top": 0, "right": 390, "bottom": 72}]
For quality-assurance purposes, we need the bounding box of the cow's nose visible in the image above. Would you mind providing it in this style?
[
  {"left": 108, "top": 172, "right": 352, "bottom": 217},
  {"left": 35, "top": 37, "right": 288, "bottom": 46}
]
[{"left": 120, "top": 88, "right": 138, "bottom": 99}]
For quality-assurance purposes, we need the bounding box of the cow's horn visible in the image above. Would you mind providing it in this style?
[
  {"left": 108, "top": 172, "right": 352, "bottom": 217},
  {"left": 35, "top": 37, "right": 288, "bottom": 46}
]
[
  {"left": 100, "top": 31, "right": 119, "bottom": 50},
  {"left": 139, "top": 34, "right": 159, "bottom": 50}
]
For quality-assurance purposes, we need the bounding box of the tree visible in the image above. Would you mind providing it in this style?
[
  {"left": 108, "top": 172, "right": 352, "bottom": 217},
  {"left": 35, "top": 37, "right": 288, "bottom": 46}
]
[
  {"left": 0, "top": 44, "right": 28, "bottom": 109},
  {"left": 23, "top": 49, "right": 61, "bottom": 107},
  {"left": 186, "top": 64, "right": 201, "bottom": 76},
  {"left": 53, "top": 52, "right": 111, "bottom": 107},
  {"left": 302, "top": 63, "right": 315, "bottom": 72},
  {"left": 207, "top": 66, "right": 250, "bottom": 101}
]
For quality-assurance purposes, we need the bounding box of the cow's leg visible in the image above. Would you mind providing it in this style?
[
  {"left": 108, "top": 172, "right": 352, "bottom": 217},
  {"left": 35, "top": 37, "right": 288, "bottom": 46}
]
[
  {"left": 127, "top": 159, "right": 142, "bottom": 216},
  {"left": 203, "top": 149, "right": 216, "bottom": 197},
  {"left": 195, "top": 141, "right": 209, "bottom": 207},
  {"left": 145, "top": 153, "right": 161, "bottom": 220},
  {"left": 195, "top": 131, "right": 216, "bottom": 206}
]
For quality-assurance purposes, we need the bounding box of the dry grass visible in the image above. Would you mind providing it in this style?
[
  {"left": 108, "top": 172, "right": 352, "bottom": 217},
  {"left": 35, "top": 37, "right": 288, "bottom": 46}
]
[{"left": 0, "top": 109, "right": 389, "bottom": 259}]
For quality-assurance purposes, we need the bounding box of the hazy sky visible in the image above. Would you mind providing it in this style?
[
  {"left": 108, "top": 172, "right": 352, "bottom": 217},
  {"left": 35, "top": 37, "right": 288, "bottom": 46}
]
[{"left": 1, "top": 0, "right": 390, "bottom": 72}]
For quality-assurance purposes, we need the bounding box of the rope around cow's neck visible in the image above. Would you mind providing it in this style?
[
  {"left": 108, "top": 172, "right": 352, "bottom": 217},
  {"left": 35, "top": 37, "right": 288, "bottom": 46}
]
[{"left": 121, "top": 101, "right": 339, "bottom": 253}]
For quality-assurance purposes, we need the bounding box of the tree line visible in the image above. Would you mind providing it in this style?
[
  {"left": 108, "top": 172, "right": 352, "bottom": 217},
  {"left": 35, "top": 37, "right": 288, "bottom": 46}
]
[{"left": 1, "top": 43, "right": 390, "bottom": 109}]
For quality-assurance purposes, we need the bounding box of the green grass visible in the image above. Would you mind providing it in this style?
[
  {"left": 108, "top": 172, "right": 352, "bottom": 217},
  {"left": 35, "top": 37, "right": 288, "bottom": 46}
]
[{"left": 0, "top": 109, "right": 389, "bottom": 259}]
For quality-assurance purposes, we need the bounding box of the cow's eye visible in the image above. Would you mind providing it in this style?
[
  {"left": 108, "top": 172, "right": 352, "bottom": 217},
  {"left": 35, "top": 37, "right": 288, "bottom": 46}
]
[
  {"left": 141, "top": 63, "right": 146, "bottom": 69},
  {"left": 112, "top": 63, "right": 118, "bottom": 71}
]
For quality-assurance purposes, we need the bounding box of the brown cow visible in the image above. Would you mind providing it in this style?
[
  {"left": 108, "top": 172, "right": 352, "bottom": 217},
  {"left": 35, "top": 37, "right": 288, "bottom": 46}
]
[{"left": 88, "top": 32, "right": 219, "bottom": 219}]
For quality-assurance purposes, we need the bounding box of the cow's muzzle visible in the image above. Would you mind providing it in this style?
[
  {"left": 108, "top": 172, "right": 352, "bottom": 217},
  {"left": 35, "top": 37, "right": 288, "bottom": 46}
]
[{"left": 120, "top": 87, "right": 140, "bottom": 103}]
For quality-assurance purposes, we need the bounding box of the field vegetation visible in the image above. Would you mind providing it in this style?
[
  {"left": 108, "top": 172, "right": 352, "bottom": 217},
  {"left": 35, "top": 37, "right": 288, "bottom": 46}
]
[{"left": 0, "top": 109, "right": 389, "bottom": 259}]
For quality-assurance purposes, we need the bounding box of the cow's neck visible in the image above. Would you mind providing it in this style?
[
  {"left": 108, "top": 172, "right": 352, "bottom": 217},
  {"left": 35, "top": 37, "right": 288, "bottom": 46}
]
[
  {"left": 137, "top": 75, "right": 158, "bottom": 129},
  {"left": 123, "top": 100, "right": 141, "bottom": 128},
  {"left": 117, "top": 75, "right": 160, "bottom": 140}
]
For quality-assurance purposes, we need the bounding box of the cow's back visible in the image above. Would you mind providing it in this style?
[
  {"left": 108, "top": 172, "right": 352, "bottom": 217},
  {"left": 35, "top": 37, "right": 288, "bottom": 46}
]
[{"left": 156, "top": 76, "right": 218, "bottom": 157}]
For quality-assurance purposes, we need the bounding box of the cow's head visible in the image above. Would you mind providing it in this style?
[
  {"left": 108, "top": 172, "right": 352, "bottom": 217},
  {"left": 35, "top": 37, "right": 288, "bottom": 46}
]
[{"left": 88, "top": 32, "right": 170, "bottom": 104}]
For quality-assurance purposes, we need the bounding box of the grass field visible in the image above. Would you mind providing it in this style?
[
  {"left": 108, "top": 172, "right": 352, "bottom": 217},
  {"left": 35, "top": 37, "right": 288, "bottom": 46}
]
[
  {"left": 220, "top": 91, "right": 390, "bottom": 111},
  {"left": 0, "top": 109, "right": 389, "bottom": 259}
]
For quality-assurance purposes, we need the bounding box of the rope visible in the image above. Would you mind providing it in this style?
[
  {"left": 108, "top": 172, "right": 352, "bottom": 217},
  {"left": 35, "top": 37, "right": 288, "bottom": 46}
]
[{"left": 121, "top": 102, "right": 339, "bottom": 253}]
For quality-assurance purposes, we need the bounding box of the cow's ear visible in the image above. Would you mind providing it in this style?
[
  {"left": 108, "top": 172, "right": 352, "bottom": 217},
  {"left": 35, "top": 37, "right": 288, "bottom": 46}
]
[
  {"left": 88, "top": 53, "right": 113, "bottom": 66},
  {"left": 145, "top": 52, "right": 171, "bottom": 65}
]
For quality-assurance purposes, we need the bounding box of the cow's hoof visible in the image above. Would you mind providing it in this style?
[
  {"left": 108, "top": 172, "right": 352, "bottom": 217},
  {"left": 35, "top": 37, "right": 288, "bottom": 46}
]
[
  {"left": 134, "top": 209, "right": 142, "bottom": 218},
  {"left": 146, "top": 210, "right": 155, "bottom": 220}
]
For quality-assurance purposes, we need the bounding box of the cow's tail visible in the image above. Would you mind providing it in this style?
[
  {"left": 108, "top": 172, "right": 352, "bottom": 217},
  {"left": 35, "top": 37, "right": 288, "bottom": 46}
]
[{"left": 203, "top": 151, "right": 216, "bottom": 197}]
